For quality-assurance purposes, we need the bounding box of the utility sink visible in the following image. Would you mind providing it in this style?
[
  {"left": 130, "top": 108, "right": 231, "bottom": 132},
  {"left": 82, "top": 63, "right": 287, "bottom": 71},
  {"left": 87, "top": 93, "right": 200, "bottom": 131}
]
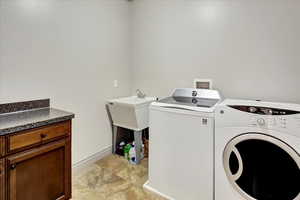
[{"left": 108, "top": 96, "right": 156, "bottom": 131}]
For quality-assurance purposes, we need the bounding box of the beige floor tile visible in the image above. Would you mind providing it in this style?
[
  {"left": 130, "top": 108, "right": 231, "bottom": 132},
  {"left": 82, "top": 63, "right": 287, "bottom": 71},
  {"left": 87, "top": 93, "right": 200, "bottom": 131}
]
[
  {"left": 95, "top": 154, "right": 128, "bottom": 173},
  {"left": 73, "top": 155, "right": 166, "bottom": 200},
  {"left": 114, "top": 162, "right": 148, "bottom": 187},
  {"left": 105, "top": 184, "right": 165, "bottom": 200}
]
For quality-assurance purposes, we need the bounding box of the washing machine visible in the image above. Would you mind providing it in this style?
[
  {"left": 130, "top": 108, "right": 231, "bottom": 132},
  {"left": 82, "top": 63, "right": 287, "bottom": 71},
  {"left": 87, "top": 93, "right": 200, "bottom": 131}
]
[
  {"left": 144, "top": 88, "right": 222, "bottom": 200},
  {"left": 215, "top": 99, "right": 300, "bottom": 200}
]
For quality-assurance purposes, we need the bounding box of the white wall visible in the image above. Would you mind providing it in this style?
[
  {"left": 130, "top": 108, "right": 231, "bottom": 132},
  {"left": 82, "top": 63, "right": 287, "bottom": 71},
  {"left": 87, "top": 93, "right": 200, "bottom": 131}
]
[
  {"left": 131, "top": 0, "right": 300, "bottom": 103},
  {"left": 0, "top": 0, "right": 132, "bottom": 164},
  {"left": 1, "top": 0, "right": 300, "bottom": 164}
]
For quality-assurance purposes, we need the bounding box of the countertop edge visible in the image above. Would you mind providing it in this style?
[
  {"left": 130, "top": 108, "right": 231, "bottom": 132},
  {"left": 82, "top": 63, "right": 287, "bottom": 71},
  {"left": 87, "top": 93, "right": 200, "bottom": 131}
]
[{"left": 0, "top": 113, "right": 75, "bottom": 136}]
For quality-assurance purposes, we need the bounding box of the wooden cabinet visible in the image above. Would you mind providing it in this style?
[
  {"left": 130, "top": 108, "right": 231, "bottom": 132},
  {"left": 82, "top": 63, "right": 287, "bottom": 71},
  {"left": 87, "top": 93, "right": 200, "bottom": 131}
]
[
  {"left": 0, "top": 159, "right": 5, "bottom": 200},
  {"left": 0, "top": 120, "right": 72, "bottom": 200}
]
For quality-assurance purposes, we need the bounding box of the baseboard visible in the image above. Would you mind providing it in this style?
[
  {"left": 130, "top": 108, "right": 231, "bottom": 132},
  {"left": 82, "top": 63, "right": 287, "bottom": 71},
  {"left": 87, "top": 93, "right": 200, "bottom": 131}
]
[
  {"left": 143, "top": 181, "right": 175, "bottom": 200},
  {"left": 72, "top": 145, "right": 112, "bottom": 175}
]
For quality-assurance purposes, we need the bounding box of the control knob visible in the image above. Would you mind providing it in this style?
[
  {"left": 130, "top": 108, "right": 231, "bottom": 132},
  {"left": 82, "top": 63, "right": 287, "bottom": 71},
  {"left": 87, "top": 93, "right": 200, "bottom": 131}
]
[
  {"left": 249, "top": 107, "right": 257, "bottom": 113},
  {"left": 257, "top": 118, "right": 266, "bottom": 126}
]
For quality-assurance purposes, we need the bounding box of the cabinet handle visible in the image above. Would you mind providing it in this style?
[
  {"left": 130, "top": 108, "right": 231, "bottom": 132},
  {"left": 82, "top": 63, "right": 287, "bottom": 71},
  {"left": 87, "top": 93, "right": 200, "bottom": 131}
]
[
  {"left": 40, "top": 133, "right": 47, "bottom": 139},
  {"left": 10, "top": 164, "right": 16, "bottom": 170}
]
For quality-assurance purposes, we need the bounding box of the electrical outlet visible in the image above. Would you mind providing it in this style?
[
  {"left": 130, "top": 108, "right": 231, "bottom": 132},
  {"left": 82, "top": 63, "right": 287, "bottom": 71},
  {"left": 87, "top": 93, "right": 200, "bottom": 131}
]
[{"left": 113, "top": 80, "right": 118, "bottom": 88}]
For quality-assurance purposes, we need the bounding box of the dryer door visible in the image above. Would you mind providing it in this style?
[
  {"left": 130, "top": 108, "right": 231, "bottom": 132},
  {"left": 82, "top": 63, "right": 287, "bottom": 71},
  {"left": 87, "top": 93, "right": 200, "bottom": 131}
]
[{"left": 223, "top": 133, "right": 300, "bottom": 200}]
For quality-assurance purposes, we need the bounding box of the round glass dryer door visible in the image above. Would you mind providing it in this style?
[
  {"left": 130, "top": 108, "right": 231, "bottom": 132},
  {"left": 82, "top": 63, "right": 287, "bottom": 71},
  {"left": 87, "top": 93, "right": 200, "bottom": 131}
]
[{"left": 223, "top": 133, "right": 300, "bottom": 200}]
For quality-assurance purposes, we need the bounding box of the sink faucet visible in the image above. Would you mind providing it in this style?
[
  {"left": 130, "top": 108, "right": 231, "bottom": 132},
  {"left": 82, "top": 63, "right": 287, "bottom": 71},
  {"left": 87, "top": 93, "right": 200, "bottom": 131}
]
[{"left": 136, "top": 89, "right": 146, "bottom": 98}]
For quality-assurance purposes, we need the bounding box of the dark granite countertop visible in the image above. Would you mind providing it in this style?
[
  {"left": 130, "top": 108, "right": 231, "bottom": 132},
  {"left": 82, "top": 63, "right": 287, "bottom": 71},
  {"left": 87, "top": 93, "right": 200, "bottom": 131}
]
[{"left": 0, "top": 99, "right": 74, "bottom": 135}]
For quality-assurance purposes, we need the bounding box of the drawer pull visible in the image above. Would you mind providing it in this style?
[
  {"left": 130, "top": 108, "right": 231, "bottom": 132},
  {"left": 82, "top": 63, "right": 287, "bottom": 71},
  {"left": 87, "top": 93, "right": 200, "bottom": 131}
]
[
  {"left": 11, "top": 164, "right": 16, "bottom": 170},
  {"left": 40, "top": 133, "right": 47, "bottom": 139}
]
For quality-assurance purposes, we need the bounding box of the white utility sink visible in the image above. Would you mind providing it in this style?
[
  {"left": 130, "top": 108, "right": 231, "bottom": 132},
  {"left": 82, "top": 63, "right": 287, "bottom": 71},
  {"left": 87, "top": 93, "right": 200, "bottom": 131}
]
[{"left": 108, "top": 96, "right": 156, "bottom": 131}]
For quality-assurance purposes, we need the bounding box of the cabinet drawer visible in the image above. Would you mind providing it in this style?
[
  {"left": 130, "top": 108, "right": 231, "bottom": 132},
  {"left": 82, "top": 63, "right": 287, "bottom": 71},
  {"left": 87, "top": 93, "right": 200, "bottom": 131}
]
[{"left": 8, "top": 121, "right": 71, "bottom": 152}]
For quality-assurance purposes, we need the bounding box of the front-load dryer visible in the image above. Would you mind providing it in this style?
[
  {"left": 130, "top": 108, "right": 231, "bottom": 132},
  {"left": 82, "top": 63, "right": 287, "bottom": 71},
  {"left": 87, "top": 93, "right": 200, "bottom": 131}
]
[{"left": 215, "top": 99, "right": 300, "bottom": 200}]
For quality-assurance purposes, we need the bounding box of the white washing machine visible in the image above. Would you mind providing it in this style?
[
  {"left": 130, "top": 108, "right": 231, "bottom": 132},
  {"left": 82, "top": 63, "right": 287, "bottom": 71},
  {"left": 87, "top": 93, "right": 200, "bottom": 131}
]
[
  {"left": 215, "top": 99, "right": 300, "bottom": 200},
  {"left": 144, "top": 88, "right": 222, "bottom": 200}
]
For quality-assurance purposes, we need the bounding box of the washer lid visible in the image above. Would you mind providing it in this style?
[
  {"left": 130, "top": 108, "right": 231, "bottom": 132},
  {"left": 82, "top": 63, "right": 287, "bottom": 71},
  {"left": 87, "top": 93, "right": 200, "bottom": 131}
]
[
  {"left": 171, "top": 88, "right": 221, "bottom": 100},
  {"left": 154, "top": 88, "right": 222, "bottom": 112},
  {"left": 159, "top": 96, "right": 219, "bottom": 108}
]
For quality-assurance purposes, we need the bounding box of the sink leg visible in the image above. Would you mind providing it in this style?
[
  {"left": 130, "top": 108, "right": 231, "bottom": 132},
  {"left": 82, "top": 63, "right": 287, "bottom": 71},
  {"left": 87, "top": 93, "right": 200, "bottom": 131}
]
[
  {"left": 113, "top": 125, "right": 118, "bottom": 154},
  {"left": 134, "top": 130, "right": 143, "bottom": 164}
]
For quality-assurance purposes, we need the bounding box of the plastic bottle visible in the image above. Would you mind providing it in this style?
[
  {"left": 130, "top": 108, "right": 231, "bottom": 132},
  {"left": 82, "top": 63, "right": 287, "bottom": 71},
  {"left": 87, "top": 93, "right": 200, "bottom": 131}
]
[
  {"left": 129, "top": 146, "right": 136, "bottom": 164},
  {"left": 124, "top": 144, "right": 132, "bottom": 161}
]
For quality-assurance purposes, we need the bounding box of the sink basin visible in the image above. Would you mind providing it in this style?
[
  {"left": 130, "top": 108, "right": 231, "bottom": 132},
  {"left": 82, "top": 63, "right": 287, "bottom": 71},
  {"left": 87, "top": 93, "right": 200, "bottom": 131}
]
[{"left": 108, "top": 96, "right": 156, "bottom": 131}]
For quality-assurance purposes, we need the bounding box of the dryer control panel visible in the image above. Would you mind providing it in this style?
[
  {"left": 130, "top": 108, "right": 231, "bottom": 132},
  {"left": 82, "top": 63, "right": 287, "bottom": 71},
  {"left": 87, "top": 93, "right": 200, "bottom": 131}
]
[
  {"left": 228, "top": 105, "right": 300, "bottom": 116},
  {"left": 228, "top": 105, "right": 300, "bottom": 130},
  {"left": 216, "top": 105, "right": 300, "bottom": 137}
]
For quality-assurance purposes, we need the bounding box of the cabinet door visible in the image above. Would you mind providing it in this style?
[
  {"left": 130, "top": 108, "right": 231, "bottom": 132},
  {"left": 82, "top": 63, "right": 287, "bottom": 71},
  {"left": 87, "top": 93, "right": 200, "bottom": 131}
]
[
  {"left": 0, "top": 159, "right": 5, "bottom": 200},
  {"left": 7, "top": 138, "right": 71, "bottom": 200}
]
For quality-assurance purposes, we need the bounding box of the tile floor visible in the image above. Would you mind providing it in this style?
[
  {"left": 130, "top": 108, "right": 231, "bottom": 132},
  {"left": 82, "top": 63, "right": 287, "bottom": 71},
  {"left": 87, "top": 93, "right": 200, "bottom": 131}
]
[{"left": 72, "top": 155, "right": 166, "bottom": 200}]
